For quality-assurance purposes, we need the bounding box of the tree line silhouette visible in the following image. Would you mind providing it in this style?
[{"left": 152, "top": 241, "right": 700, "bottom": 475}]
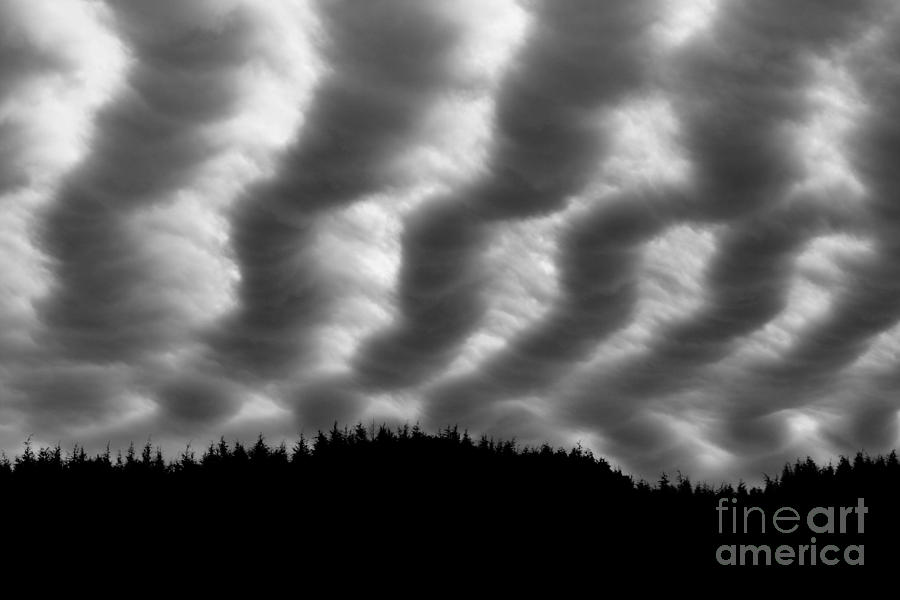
[{"left": 1, "top": 423, "right": 897, "bottom": 575}]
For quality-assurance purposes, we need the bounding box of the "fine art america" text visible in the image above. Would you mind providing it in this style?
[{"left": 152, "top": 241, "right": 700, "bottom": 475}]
[{"left": 714, "top": 497, "right": 867, "bottom": 566}]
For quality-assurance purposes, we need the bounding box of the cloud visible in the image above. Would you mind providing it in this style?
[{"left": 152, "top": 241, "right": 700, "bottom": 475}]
[
  {"left": 420, "top": 0, "right": 883, "bottom": 440},
  {"left": 0, "top": 0, "right": 117, "bottom": 193},
  {"left": 155, "top": 372, "right": 243, "bottom": 424},
  {"left": 349, "top": 0, "right": 664, "bottom": 395},
  {"left": 207, "top": 0, "right": 466, "bottom": 382},
  {"left": 422, "top": 190, "right": 667, "bottom": 430},
  {"left": 3, "top": 0, "right": 900, "bottom": 484},
  {"left": 11, "top": 0, "right": 315, "bottom": 436},
  {"left": 700, "top": 13, "right": 900, "bottom": 458},
  {"left": 556, "top": 0, "right": 893, "bottom": 478},
  {"left": 35, "top": 0, "right": 281, "bottom": 362}
]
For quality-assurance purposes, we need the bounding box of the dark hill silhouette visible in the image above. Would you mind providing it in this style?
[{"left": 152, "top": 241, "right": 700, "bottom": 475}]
[{"left": 0, "top": 423, "right": 897, "bottom": 581}]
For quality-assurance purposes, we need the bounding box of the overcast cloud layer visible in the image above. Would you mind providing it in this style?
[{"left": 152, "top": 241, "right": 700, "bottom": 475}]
[{"left": 2, "top": 0, "right": 899, "bottom": 482}]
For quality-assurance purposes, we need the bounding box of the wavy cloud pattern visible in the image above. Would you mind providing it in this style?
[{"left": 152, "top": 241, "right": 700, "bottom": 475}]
[{"left": 1, "top": 0, "right": 898, "bottom": 482}]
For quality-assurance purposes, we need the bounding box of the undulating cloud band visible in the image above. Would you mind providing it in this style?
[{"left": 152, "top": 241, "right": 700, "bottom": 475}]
[{"left": 1, "top": 0, "right": 899, "bottom": 483}]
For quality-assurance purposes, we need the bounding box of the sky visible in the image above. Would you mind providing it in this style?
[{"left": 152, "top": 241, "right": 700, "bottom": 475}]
[{"left": 1, "top": 0, "right": 899, "bottom": 483}]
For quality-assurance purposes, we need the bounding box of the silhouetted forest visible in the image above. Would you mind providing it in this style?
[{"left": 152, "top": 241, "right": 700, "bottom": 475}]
[{"left": 1, "top": 423, "right": 897, "bottom": 576}]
